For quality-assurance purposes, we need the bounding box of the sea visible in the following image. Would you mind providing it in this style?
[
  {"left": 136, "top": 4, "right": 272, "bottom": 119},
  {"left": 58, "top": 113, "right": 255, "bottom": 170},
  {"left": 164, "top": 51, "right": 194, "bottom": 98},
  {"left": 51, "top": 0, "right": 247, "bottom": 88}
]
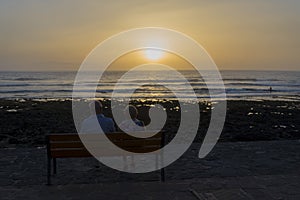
[{"left": 0, "top": 70, "right": 299, "bottom": 101}]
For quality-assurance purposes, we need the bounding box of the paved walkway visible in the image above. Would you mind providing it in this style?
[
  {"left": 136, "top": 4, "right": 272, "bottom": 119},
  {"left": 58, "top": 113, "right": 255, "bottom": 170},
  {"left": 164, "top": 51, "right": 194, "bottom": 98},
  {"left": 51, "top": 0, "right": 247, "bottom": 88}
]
[
  {"left": 2, "top": 174, "right": 300, "bottom": 200},
  {"left": 1, "top": 140, "right": 300, "bottom": 199}
]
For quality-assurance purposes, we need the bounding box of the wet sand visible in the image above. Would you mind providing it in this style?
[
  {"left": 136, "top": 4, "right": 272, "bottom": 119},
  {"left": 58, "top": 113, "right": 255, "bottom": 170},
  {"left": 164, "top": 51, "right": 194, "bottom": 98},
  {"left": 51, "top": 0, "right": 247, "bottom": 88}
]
[{"left": 0, "top": 99, "right": 299, "bottom": 147}]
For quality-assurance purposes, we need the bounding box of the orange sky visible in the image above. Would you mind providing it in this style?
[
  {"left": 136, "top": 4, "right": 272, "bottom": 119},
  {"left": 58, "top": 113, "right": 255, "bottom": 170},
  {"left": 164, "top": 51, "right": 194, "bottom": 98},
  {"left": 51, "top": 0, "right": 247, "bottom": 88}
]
[
  {"left": 107, "top": 50, "right": 194, "bottom": 71},
  {"left": 0, "top": 0, "right": 299, "bottom": 71}
]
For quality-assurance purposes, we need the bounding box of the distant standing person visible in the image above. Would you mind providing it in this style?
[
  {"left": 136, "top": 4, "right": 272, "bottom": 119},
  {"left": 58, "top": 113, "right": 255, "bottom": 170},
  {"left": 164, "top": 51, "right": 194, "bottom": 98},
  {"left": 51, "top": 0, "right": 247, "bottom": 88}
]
[
  {"left": 80, "top": 100, "right": 116, "bottom": 133},
  {"left": 269, "top": 86, "right": 273, "bottom": 93},
  {"left": 119, "top": 105, "right": 145, "bottom": 132}
]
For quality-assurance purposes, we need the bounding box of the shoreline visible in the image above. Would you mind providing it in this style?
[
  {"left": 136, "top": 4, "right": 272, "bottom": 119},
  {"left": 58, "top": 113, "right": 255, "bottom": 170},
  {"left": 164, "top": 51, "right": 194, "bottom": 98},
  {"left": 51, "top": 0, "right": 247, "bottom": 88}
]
[
  {"left": 1, "top": 95, "right": 300, "bottom": 102},
  {"left": 0, "top": 99, "right": 299, "bottom": 148}
]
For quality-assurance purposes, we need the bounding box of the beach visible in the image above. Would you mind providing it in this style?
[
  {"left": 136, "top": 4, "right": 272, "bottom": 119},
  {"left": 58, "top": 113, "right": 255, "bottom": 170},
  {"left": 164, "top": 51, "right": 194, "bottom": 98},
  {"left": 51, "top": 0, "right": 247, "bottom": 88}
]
[
  {"left": 1, "top": 73, "right": 299, "bottom": 198},
  {"left": 0, "top": 99, "right": 299, "bottom": 148},
  {"left": 1, "top": 1, "right": 300, "bottom": 198}
]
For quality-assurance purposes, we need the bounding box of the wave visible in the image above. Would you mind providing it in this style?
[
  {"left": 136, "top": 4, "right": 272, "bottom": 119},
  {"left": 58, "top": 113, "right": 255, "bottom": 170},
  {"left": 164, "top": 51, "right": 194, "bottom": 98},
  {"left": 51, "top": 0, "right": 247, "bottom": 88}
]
[
  {"left": 0, "top": 90, "right": 73, "bottom": 94},
  {"left": 0, "top": 83, "right": 31, "bottom": 87},
  {"left": 0, "top": 70, "right": 299, "bottom": 100},
  {"left": 0, "top": 83, "right": 74, "bottom": 87},
  {"left": 12, "top": 78, "right": 46, "bottom": 81},
  {"left": 223, "top": 78, "right": 257, "bottom": 81},
  {"left": 223, "top": 78, "right": 281, "bottom": 82},
  {"left": 225, "top": 82, "right": 300, "bottom": 87},
  {"left": 2, "top": 81, "right": 300, "bottom": 89}
]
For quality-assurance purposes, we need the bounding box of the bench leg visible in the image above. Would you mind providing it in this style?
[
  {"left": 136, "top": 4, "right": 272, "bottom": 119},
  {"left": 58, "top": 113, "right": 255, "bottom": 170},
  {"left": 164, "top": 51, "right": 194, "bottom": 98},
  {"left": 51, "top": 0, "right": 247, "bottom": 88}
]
[
  {"left": 53, "top": 158, "right": 57, "bottom": 175},
  {"left": 160, "top": 168, "right": 165, "bottom": 182},
  {"left": 47, "top": 157, "right": 52, "bottom": 185},
  {"left": 160, "top": 153, "right": 165, "bottom": 182},
  {"left": 155, "top": 154, "right": 159, "bottom": 170},
  {"left": 122, "top": 156, "right": 128, "bottom": 171}
]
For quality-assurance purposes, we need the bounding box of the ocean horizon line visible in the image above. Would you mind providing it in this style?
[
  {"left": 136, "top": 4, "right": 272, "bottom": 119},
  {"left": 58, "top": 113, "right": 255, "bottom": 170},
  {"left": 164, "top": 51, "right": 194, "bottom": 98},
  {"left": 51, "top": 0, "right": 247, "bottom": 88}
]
[{"left": 0, "top": 69, "right": 300, "bottom": 73}]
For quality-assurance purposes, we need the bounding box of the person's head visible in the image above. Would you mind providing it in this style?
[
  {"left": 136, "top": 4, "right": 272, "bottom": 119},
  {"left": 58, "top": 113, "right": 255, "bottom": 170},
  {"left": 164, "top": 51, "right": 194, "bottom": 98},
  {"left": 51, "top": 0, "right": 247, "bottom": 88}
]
[
  {"left": 89, "top": 100, "right": 103, "bottom": 115},
  {"left": 124, "top": 105, "right": 138, "bottom": 120}
]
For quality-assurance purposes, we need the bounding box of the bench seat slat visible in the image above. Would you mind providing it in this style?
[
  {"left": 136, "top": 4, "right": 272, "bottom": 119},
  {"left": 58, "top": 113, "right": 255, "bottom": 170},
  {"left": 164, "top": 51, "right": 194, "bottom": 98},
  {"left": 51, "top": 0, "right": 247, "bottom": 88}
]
[
  {"left": 48, "top": 132, "right": 162, "bottom": 142},
  {"left": 50, "top": 142, "right": 85, "bottom": 149},
  {"left": 50, "top": 139, "right": 162, "bottom": 149},
  {"left": 50, "top": 149, "right": 92, "bottom": 158},
  {"left": 50, "top": 146, "right": 161, "bottom": 158}
]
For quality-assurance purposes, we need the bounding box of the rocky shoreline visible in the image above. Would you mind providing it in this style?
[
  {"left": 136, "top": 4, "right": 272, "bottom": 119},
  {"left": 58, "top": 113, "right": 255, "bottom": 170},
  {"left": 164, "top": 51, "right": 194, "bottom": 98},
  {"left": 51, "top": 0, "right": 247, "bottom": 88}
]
[{"left": 0, "top": 99, "right": 299, "bottom": 148}]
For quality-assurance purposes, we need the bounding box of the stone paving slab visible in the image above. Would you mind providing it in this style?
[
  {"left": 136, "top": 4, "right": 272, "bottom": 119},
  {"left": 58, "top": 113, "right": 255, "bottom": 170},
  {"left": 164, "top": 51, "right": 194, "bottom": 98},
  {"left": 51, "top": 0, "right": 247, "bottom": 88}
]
[
  {"left": 1, "top": 140, "right": 300, "bottom": 186},
  {"left": 1, "top": 182, "right": 196, "bottom": 200},
  {"left": 1, "top": 174, "right": 300, "bottom": 200},
  {"left": 190, "top": 174, "right": 300, "bottom": 200},
  {"left": 1, "top": 140, "right": 300, "bottom": 199}
]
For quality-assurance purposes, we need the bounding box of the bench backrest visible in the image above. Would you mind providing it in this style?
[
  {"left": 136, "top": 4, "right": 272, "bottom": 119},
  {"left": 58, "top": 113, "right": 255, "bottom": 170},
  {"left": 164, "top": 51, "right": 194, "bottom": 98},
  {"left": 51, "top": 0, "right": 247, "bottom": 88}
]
[{"left": 46, "top": 132, "right": 164, "bottom": 158}]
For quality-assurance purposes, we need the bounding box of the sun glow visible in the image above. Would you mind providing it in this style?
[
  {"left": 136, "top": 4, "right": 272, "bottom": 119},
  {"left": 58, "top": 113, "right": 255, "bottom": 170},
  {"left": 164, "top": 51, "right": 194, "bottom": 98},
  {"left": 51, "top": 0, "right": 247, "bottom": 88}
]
[{"left": 144, "top": 49, "right": 164, "bottom": 61}]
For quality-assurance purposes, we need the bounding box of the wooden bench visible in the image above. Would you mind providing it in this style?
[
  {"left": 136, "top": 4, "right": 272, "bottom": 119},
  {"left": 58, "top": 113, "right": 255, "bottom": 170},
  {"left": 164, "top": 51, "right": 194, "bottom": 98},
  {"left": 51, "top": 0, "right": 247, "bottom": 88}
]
[{"left": 46, "top": 132, "right": 165, "bottom": 185}]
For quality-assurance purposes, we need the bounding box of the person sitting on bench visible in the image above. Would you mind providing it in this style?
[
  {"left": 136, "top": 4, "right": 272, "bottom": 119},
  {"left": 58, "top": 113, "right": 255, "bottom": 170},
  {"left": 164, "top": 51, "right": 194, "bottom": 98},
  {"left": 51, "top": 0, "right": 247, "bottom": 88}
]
[
  {"left": 80, "top": 100, "right": 116, "bottom": 133},
  {"left": 119, "top": 105, "right": 145, "bottom": 132}
]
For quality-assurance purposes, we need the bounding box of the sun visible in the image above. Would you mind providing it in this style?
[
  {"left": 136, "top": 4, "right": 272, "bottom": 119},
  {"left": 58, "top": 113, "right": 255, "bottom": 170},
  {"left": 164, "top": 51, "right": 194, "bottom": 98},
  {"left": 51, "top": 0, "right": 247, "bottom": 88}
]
[{"left": 144, "top": 49, "right": 164, "bottom": 61}]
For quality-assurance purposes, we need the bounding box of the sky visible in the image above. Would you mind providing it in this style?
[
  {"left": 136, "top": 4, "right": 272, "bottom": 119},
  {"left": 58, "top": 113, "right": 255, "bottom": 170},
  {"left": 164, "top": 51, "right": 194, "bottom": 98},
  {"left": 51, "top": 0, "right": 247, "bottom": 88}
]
[{"left": 0, "top": 0, "right": 299, "bottom": 71}]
